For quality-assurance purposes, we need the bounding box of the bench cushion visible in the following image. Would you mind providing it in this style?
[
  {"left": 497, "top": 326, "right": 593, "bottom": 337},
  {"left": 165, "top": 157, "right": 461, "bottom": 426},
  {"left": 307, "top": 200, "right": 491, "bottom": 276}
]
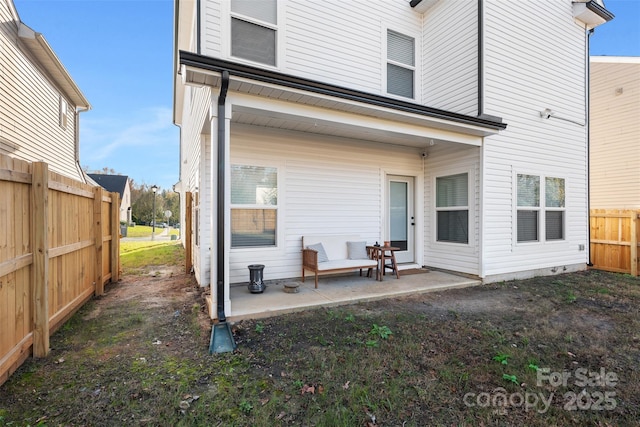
[
  {"left": 316, "top": 259, "right": 377, "bottom": 271},
  {"left": 306, "top": 242, "right": 329, "bottom": 262},
  {"left": 347, "top": 240, "right": 368, "bottom": 260}
]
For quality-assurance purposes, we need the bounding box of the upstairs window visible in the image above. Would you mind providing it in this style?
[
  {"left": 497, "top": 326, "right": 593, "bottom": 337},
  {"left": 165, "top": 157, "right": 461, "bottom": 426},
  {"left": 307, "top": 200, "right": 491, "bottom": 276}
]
[
  {"left": 517, "top": 174, "right": 565, "bottom": 243},
  {"left": 231, "top": 165, "right": 278, "bottom": 248},
  {"left": 59, "top": 95, "right": 68, "bottom": 129},
  {"left": 436, "top": 173, "right": 469, "bottom": 244},
  {"left": 387, "top": 30, "right": 415, "bottom": 99},
  {"left": 231, "top": 0, "right": 277, "bottom": 66}
]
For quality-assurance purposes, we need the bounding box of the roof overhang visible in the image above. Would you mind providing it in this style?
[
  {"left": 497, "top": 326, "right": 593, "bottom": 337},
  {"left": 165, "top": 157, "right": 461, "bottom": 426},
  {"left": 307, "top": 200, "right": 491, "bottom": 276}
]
[
  {"left": 572, "top": 1, "right": 614, "bottom": 29},
  {"left": 173, "top": 0, "right": 197, "bottom": 126},
  {"left": 409, "top": 0, "right": 442, "bottom": 14},
  {"left": 178, "top": 51, "right": 506, "bottom": 144},
  {"left": 18, "top": 23, "right": 90, "bottom": 109}
]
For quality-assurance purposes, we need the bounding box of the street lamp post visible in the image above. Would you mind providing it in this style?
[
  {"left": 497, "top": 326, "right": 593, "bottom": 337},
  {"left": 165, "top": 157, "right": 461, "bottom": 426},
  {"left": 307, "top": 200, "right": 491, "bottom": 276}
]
[{"left": 151, "top": 185, "right": 158, "bottom": 240}]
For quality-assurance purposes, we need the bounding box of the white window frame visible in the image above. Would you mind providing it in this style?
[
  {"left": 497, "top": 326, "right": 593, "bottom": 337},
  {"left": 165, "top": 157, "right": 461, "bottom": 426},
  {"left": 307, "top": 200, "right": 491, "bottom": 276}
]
[
  {"left": 383, "top": 27, "right": 419, "bottom": 101},
  {"left": 515, "top": 173, "right": 566, "bottom": 245},
  {"left": 225, "top": 0, "right": 280, "bottom": 69},
  {"left": 59, "top": 95, "right": 68, "bottom": 130},
  {"left": 433, "top": 168, "right": 474, "bottom": 247},
  {"left": 230, "top": 163, "right": 280, "bottom": 250}
]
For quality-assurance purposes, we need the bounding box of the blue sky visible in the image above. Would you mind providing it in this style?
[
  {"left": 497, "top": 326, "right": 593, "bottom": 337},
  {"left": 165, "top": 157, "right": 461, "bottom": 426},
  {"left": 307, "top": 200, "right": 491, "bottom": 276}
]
[{"left": 12, "top": 0, "right": 640, "bottom": 192}]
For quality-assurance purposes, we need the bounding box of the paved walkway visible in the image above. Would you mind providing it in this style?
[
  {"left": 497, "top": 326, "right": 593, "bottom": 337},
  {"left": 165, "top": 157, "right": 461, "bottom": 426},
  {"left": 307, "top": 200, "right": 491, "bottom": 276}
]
[{"left": 121, "top": 228, "right": 180, "bottom": 242}]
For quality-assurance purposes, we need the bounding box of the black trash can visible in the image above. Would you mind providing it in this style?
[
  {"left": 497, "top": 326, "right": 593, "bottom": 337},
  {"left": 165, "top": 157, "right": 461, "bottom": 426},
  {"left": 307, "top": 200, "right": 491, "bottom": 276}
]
[{"left": 248, "top": 264, "right": 266, "bottom": 293}]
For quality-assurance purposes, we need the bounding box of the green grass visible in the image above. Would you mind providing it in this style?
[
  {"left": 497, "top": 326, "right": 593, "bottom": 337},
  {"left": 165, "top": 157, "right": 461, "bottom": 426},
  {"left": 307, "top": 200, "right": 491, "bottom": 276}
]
[
  {"left": 124, "top": 225, "right": 165, "bottom": 238},
  {"left": 120, "top": 241, "right": 184, "bottom": 274}
]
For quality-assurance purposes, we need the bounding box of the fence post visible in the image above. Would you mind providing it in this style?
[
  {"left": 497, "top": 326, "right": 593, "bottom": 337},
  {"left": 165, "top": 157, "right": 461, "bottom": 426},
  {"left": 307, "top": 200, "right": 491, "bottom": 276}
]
[
  {"left": 94, "top": 186, "right": 104, "bottom": 295},
  {"left": 31, "top": 162, "right": 49, "bottom": 358},
  {"left": 111, "top": 192, "right": 120, "bottom": 282},
  {"left": 631, "top": 212, "right": 638, "bottom": 277}
]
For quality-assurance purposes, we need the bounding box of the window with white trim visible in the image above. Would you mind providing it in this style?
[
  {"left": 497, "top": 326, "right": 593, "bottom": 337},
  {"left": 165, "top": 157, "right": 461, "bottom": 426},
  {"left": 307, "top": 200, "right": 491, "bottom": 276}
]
[
  {"left": 387, "top": 29, "right": 415, "bottom": 99},
  {"left": 231, "top": 165, "right": 277, "bottom": 248},
  {"left": 59, "top": 95, "right": 68, "bottom": 129},
  {"left": 436, "top": 173, "right": 468, "bottom": 244},
  {"left": 517, "top": 174, "right": 565, "bottom": 242},
  {"left": 230, "top": 0, "right": 277, "bottom": 66}
]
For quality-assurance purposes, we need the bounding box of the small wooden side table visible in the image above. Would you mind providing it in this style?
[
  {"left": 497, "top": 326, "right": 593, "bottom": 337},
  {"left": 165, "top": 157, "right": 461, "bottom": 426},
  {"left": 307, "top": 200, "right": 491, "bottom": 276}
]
[{"left": 367, "top": 246, "right": 400, "bottom": 281}]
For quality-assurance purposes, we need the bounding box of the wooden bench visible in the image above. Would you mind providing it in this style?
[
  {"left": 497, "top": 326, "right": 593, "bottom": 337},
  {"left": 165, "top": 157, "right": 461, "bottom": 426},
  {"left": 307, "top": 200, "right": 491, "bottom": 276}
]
[{"left": 302, "top": 235, "right": 378, "bottom": 288}]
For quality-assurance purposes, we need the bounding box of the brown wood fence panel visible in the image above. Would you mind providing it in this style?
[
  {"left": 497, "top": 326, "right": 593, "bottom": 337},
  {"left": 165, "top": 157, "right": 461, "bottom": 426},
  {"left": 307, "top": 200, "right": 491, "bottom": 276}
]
[
  {"left": 0, "top": 154, "right": 120, "bottom": 385},
  {"left": 590, "top": 209, "right": 640, "bottom": 276}
]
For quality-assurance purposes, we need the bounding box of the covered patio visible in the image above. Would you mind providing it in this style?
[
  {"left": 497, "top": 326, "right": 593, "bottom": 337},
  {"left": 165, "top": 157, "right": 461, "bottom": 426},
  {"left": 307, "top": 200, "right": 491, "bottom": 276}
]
[{"left": 225, "top": 269, "right": 480, "bottom": 321}]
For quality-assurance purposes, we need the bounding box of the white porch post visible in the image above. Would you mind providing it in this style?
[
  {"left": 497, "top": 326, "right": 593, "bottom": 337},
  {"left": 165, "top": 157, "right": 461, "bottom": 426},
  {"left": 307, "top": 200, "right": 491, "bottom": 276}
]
[{"left": 209, "top": 95, "right": 232, "bottom": 319}]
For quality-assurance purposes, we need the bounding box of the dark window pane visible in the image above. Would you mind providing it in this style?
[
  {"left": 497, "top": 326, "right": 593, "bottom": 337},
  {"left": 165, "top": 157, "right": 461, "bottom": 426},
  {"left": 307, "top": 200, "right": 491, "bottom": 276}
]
[
  {"left": 231, "top": 18, "right": 276, "bottom": 66},
  {"left": 546, "top": 211, "right": 564, "bottom": 240},
  {"left": 437, "top": 210, "right": 468, "bottom": 243},
  {"left": 231, "top": 209, "right": 276, "bottom": 247},
  {"left": 517, "top": 210, "right": 538, "bottom": 242},
  {"left": 387, "top": 63, "right": 413, "bottom": 98}
]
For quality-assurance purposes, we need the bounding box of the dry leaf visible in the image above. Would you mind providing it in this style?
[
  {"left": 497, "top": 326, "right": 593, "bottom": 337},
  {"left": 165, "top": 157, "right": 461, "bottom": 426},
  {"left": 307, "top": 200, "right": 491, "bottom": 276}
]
[
  {"left": 317, "top": 384, "right": 324, "bottom": 394},
  {"left": 259, "top": 397, "right": 270, "bottom": 406},
  {"left": 301, "top": 384, "right": 315, "bottom": 395},
  {"left": 342, "top": 381, "right": 350, "bottom": 390},
  {"left": 276, "top": 411, "right": 285, "bottom": 420}
]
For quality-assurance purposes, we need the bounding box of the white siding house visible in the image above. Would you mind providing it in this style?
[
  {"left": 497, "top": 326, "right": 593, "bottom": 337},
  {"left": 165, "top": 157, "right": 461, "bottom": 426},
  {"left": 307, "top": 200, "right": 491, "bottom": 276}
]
[
  {"left": 0, "top": 0, "right": 91, "bottom": 182},
  {"left": 590, "top": 56, "right": 640, "bottom": 209},
  {"left": 173, "top": 0, "right": 613, "bottom": 319}
]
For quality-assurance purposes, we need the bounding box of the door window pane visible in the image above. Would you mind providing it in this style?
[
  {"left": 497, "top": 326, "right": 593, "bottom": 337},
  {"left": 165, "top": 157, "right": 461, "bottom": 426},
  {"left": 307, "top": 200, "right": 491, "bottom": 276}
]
[{"left": 390, "top": 181, "right": 408, "bottom": 251}]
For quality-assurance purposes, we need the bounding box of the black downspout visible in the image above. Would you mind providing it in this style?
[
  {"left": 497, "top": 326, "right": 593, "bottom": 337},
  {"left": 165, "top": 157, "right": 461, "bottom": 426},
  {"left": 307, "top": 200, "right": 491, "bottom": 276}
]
[
  {"left": 586, "top": 28, "right": 594, "bottom": 267},
  {"left": 477, "top": 0, "right": 483, "bottom": 117},
  {"left": 217, "top": 70, "right": 229, "bottom": 322},
  {"left": 196, "top": 0, "right": 201, "bottom": 55}
]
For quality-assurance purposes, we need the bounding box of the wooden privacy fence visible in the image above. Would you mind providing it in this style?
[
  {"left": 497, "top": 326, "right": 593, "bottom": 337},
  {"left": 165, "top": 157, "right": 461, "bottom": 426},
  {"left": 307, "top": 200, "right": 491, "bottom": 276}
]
[
  {"left": 0, "top": 154, "right": 120, "bottom": 386},
  {"left": 590, "top": 209, "right": 640, "bottom": 277}
]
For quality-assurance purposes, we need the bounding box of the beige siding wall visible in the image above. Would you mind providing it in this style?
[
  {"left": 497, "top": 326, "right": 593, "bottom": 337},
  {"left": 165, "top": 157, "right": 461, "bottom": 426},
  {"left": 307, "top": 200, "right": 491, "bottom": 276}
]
[
  {"left": 590, "top": 58, "right": 640, "bottom": 209},
  {"left": 0, "top": 1, "right": 80, "bottom": 180}
]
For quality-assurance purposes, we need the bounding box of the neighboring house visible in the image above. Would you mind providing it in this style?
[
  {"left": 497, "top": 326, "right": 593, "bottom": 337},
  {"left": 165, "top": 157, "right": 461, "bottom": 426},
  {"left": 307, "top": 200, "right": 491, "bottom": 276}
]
[
  {"left": 590, "top": 56, "right": 640, "bottom": 209},
  {"left": 88, "top": 174, "right": 132, "bottom": 223},
  {"left": 0, "top": 0, "right": 91, "bottom": 182},
  {"left": 173, "top": 0, "right": 613, "bottom": 318}
]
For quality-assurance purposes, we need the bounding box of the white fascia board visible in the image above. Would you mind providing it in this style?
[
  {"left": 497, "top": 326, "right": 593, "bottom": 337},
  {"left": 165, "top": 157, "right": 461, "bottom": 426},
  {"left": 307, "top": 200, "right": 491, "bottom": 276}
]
[{"left": 18, "top": 23, "right": 90, "bottom": 109}]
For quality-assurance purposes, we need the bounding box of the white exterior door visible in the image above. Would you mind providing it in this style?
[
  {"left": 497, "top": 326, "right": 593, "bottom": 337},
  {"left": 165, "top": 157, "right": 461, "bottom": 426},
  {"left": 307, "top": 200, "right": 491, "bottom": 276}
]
[{"left": 387, "top": 175, "right": 415, "bottom": 264}]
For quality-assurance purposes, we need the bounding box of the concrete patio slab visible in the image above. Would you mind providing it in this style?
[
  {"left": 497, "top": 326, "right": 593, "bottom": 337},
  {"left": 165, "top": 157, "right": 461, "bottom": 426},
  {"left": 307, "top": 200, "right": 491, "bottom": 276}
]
[{"left": 225, "top": 269, "right": 480, "bottom": 321}]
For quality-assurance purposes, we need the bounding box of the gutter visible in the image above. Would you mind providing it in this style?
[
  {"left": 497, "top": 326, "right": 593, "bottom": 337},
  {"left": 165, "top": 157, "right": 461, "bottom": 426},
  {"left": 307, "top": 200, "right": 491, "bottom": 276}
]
[
  {"left": 180, "top": 51, "right": 507, "bottom": 132},
  {"left": 74, "top": 106, "right": 91, "bottom": 184},
  {"left": 586, "top": 28, "right": 594, "bottom": 267},
  {"left": 216, "top": 70, "right": 230, "bottom": 322}
]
